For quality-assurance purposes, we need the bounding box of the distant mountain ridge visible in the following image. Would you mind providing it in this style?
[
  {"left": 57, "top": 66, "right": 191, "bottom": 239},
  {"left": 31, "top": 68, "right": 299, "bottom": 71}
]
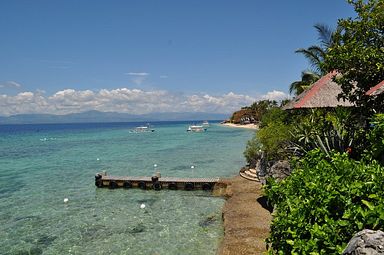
[{"left": 0, "top": 110, "right": 229, "bottom": 124}]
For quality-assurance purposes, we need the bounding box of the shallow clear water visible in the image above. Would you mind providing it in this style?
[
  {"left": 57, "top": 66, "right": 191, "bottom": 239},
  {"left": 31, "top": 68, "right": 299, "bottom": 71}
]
[{"left": 0, "top": 121, "right": 254, "bottom": 255}]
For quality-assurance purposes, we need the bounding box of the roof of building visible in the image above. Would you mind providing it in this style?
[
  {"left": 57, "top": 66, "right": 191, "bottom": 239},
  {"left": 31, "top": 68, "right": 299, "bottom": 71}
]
[
  {"left": 366, "top": 80, "right": 384, "bottom": 96},
  {"left": 283, "top": 71, "right": 354, "bottom": 110}
]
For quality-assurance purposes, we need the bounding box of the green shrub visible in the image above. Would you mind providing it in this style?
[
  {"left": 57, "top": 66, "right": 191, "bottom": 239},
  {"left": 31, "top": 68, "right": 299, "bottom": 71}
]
[
  {"left": 366, "top": 113, "right": 384, "bottom": 163},
  {"left": 244, "top": 135, "right": 263, "bottom": 166},
  {"left": 260, "top": 107, "right": 289, "bottom": 128},
  {"left": 257, "top": 121, "right": 291, "bottom": 160},
  {"left": 244, "top": 107, "right": 292, "bottom": 163},
  {"left": 265, "top": 149, "right": 384, "bottom": 254}
]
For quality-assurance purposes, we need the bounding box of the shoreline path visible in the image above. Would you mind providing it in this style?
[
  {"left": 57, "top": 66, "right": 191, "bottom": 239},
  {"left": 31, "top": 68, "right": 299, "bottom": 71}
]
[{"left": 215, "top": 176, "right": 272, "bottom": 255}]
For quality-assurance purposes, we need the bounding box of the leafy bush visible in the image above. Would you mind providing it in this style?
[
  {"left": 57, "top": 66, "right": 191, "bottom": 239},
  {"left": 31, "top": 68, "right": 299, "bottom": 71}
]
[
  {"left": 365, "top": 113, "right": 384, "bottom": 163},
  {"left": 265, "top": 150, "right": 384, "bottom": 254},
  {"left": 257, "top": 121, "right": 291, "bottom": 160},
  {"left": 260, "top": 107, "right": 289, "bottom": 128},
  {"left": 244, "top": 107, "right": 292, "bottom": 163},
  {"left": 244, "top": 135, "right": 263, "bottom": 167}
]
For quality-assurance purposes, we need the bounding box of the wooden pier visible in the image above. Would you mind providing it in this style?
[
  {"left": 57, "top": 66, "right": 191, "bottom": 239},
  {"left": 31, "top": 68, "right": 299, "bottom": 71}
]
[{"left": 95, "top": 172, "right": 220, "bottom": 191}]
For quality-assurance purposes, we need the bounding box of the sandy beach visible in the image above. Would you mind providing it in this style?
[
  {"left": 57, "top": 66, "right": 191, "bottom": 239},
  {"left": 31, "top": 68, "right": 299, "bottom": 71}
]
[
  {"left": 215, "top": 176, "right": 272, "bottom": 255},
  {"left": 221, "top": 123, "right": 259, "bottom": 130}
]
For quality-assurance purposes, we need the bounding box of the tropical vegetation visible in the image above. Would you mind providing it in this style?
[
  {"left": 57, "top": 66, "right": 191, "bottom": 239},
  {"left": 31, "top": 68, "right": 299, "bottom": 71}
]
[
  {"left": 266, "top": 145, "right": 384, "bottom": 254},
  {"left": 324, "top": 0, "right": 384, "bottom": 115},
  {"left": 240, "top": 0, "right": 384, "bottom": 253}
]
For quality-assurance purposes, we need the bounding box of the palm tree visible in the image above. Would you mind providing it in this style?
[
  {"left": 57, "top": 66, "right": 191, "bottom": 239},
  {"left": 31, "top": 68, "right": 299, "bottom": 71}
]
[
  {"left": 295, "top": 23, "right": 336, "bottom": 75},
  {"left": 289, "top": 24, "right": 337, "bottom": 96},
  {"left": 289, "top": 71, "right": 320, "bottom": 96}
]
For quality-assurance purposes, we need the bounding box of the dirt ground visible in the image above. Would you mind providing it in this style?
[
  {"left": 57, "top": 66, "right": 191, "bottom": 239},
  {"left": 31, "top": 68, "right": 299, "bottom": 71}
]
[{"left": 214, "top": 176, "right": 272, "bottom": 255}]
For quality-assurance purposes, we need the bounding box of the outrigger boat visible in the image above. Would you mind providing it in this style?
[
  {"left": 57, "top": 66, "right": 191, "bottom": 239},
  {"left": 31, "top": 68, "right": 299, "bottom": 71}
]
[
  {"left": 202, "top": 120, "right": 210, "bottom": 128},
  {"left": 187, "top": 125, "right": 206, "bottom": 132},
  {"left": 130, "top": 124, "right": 155, "bottom": 133}
]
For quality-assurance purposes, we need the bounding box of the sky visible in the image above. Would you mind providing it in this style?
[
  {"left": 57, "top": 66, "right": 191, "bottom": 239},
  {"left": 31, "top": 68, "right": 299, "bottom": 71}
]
[{"left": 0, "top": 0, "right": 357, "bottom": 116}]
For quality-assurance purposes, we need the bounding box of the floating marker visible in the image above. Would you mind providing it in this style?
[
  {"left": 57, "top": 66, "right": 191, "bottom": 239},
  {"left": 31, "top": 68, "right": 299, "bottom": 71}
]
[
  {"left": 97, "top": 158, "right": 100, "bottom": 161},
  {"left": 191, "top": 165, "right": 195, "bottom": 169},
  {"left": 64, "top": 198, "right": 69, "bottom": 203},
  {"left": 140, "top": 203, "right": 146, "bottom": 209}
]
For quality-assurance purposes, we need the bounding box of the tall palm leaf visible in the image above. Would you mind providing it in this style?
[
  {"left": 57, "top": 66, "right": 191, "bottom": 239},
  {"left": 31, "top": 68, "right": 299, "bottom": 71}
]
[
  {"left": 295, "top": 47, "right": 324, "bottom": 75},
  {"left": 296, "top": 23, "right": 336, "bottom": 75},
  {"left": 314, "top": 23, "right": 334, "bottom": 48}
]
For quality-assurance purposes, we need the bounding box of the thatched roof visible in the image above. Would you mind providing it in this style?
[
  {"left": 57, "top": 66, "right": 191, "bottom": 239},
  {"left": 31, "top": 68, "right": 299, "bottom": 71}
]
[
  {"left": 366, "top": 80, "right": 384, "bottom": 96},
  {"left": 283, "top": 71, "right": 354, "bottom": 110}
]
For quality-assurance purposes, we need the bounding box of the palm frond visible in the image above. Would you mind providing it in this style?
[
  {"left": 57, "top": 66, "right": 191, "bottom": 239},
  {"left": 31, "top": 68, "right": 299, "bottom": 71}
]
[
  {"left": 295, "top": 48, "right": 323, "bottom": 73},
  {"left": 301, "top": 71, "right": 320, "bottom": 83},
  {"left": 307, "top": 46, "right": 326, "bottom": 58},
  {"left": 314, "top": 23, "right": 334, "bottom": 48}
]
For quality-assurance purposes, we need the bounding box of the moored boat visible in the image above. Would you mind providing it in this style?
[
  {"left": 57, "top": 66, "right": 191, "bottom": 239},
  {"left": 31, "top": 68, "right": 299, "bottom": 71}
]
[
  {"left": 202, "top": 120, "right": 210, "bottom": 128},
  {"left": 187, "top": 125, "right": 206, "bottom": 132},
  {"left": 130, "top": 124, "right": 155, "bottom": 133}
]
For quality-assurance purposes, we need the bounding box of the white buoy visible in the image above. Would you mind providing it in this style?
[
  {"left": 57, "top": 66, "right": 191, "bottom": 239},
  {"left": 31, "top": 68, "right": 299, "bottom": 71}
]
[
  {"left": 97, "top": 158, "right": 100, "bottom": 161},
  {"left": 140, "top": 203, "right": 146, "bottom": 209},
  {"left": 64, "top": 198, "right": 69, "bottom": 203},
  {"left": 191, "top": 165, "right": 195, "bottom": 169},
  {"left": 154, "top": 164, "right": 157, "bottom": 168}
]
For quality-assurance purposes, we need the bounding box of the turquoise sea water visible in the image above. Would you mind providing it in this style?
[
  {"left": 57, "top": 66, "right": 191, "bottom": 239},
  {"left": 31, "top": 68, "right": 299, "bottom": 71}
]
[{"left": 0, "top": 121, "right": 255, "bottom": 255}]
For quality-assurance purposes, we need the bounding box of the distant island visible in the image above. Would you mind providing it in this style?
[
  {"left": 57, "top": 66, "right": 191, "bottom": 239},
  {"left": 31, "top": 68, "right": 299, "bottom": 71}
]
[{"left": 0, "top": 110, "right": 229, "bottom": 124}]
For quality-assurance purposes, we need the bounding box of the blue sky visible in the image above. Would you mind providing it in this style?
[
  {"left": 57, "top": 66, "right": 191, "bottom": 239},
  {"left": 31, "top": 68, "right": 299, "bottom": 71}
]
[{"left": 0, "top": 0, "right": 356, "bottom": 115}]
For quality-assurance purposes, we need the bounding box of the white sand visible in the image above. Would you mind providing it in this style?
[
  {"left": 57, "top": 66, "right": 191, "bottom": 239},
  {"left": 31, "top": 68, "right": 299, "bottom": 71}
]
[{"left": 221, "top": 123, "right": 258, "bottom": 130}]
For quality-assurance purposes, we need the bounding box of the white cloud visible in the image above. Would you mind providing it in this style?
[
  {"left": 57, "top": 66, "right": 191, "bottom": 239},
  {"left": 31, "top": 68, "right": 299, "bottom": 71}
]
[
  {"left": 261, "top": 90, "right": 289, "bottom": 101},
  {"left": 124, "top": 72, "right": 150, "bottom": 85},
  {"left": 124, "top": 72, "right": 149, "bottom": 76},
  {"left": 160, "top": 75, "right": 168, "bottom": 79},
  {"left": 0, "top": 81, "right": 22, "bottom": 88},
  {"left": 0, "top": 92, "right": 49, "bottom": 115},
  {"left": 0, "top": 88, "right": 288, "bottom": 116}
]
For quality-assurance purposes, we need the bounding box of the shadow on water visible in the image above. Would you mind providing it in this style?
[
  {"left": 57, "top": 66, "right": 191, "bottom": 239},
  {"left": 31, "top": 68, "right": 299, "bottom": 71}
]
[
  {"left": 257, "top": 196, "right": 274, "bottom": 213},
  {"left": 13, "top": 215, "right": 42, "bottom": 223},
  {"left": 169, "top": 164, "right": 194, "bottom": 171},
  {"left": 80, "top": 224, "right": 111, "bottom": 242},
  {"left": 126, "top": 223, "right": 147, "bottom": 234},
  {"left": 7, "top": 247, "right": 43, "bottom": 255},
  {"left": 35, "top": 235, "right": 57, "bottom": 247},
  {"left": 193, "top": 159, "right": 215, "bottom": 165},
  {"left": 0, "top": 181, "right": 25, "bottom": 199},
  {"left": 8, "top": 234, "right": 56, "bottom": 255},
  {"left": 199, "top": 215, "right": 217, "bottom": 227}
]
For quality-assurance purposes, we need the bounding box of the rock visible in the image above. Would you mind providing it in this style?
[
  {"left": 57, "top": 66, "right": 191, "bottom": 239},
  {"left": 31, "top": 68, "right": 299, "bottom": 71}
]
[
  {"left": 256, "top": 152, "right": 268, "bottom": 178},
  {"left": 269, "top": 160, "right": 291, "bottom": 181},
  {"left": 256, "top": 158, "right": 291, "bottom": 184},
  {"left": 343, "top": 229, "right": 384, "bottom": 255}
]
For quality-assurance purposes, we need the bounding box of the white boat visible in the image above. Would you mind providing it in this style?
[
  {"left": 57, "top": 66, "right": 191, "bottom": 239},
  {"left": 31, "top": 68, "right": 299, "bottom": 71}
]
[
  {"left": 130, "top": 124, "right": 155, "bottom": 133},
  {"left": 187, "top": 125, "right": 206, "bottom": 132},
  {"left": 202, "top": 120, "right": 210, "bottom": 128}
]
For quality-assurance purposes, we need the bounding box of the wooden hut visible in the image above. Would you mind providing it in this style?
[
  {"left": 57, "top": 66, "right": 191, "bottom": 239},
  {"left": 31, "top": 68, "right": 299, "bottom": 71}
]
[{"left": 283, "top": 71, "right": 354, "bottom": 110}]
